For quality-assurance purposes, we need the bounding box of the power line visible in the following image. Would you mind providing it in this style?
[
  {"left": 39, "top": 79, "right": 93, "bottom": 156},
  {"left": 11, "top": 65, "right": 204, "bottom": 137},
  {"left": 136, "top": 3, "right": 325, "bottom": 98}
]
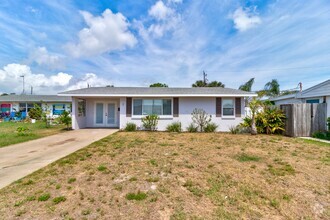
[{"left": 205, "top": 65, "right": 330, "bottom": 73}]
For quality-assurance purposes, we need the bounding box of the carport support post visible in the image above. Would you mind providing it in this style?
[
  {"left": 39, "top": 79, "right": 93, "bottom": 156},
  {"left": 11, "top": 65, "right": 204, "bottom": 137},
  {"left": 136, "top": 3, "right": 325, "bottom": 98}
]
[{"left": 71, "top": 97, "right": 76, "bottom": 130}]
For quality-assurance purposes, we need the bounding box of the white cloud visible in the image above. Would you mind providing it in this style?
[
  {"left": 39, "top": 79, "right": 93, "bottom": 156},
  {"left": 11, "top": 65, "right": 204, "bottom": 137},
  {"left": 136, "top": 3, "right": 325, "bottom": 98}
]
[
  {"left": 0, "top": 63, "right": 72, "bottom": 93},
  {"left": 29, "top": 47, "right": 63, "bottom": 69},
  {"left": 232, "top": 7, "right": 261, "bottom": 32},
  {"left": 143, "top": 1, "right": 181, "bottom": 38},
  {"left": 67, "top": 73, "right": 113, "bottom": 90},
  {"left": 149, "top": 1, "right": 173, "bottom": 21},
  {"left": 67, "top": 9, "right": 137, "bottom": 57}
]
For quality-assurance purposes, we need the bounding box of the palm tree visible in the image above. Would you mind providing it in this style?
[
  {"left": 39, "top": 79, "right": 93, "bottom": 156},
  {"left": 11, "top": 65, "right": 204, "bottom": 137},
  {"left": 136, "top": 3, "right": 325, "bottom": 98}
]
[
  {"left": 264, "top": 79, "right": 280, "bottom": 97},
  {"left": 239, "top": 78, "right": 255, "bottom": 92},
  {"left": 249, "top": 97, "right": 263, "bottom": 135}
]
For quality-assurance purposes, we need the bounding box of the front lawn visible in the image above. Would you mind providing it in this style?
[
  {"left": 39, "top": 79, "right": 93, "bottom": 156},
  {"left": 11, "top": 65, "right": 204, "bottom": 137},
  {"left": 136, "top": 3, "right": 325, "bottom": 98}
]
[
  {"left": 0, "top": 132, "right": 329, "bottom": 219},
  {"left": 0, "top": 121, "right": 66, "bottom": 147}
]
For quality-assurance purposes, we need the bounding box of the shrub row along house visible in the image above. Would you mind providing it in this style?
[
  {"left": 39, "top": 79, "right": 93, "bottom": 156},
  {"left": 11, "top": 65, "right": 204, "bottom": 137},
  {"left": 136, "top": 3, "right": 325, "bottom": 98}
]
[
  {"left": 58, "top": 87, "right": 257, "bottom": 131},
  {"left": 0, "top": 95, "right": 71, "bottom": 118}
]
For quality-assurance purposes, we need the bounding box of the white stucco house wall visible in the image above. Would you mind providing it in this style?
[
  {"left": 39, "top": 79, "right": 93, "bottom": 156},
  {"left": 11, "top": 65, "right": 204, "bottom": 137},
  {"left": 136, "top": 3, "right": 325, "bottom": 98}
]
[
  {"left": 58, "top": 87, "right": 257, "bottom": 131},
  {"left": 0, "top": 95, "right": 72, "bottom": 118},
  {"left": 270, "top": 79, "right": 330, "bottom": 117}
]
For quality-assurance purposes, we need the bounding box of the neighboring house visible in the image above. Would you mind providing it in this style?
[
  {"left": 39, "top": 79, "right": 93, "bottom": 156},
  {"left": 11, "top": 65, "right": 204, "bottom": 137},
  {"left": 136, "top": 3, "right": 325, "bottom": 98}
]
[
  {"left": 58, "top": 87, "right": 257, "bottom": 131},
  {"left": 0, "top": 95, "right": 72, "bottom": 117},
  {"left": 270, "top": 79, "right": 330, "bottom": 117}
]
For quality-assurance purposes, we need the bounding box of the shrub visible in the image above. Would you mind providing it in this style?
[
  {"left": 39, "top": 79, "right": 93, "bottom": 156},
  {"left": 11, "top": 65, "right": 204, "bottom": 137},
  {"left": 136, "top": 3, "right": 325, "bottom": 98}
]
[
  {"left": 16, "top": 126, "right": 29, "bottom": 136},
  {"left": 126, "top": 191, "right": 147, "bottom": 201},
  {"left": 141, "top": 114, "right": 159, "bottom": 131},
  {"left": 124, "top": 122, "right": 137, "bottom": 132},
  {"left": 327, "top": 117, "right": 330, "bottom": 131},
  {"left": 28, "top": 104, "right": 43, "bottom": 120},
  {"left": 312, "top": 131, "right": 330, "bottom": 140},
  {"left": 240, "top": 105, "right": 285, "bottom": 135},
  {"left": 204, "top": 122, "right": 218, "bottom": 132},
  {"left": 166, "top": 122, "right": 182, "bottom": 132},
  {"left": 229, "top": 125, "right": 240, "bottom": 134},
  {"left": 186, "top": 123, "right": 198, "bottom": 132},
  {"left": 191, "top": 108, "right": 212, "bottom": 132},
  {"left": 59, "top": 111, "right": 72, "bottom": 130}
]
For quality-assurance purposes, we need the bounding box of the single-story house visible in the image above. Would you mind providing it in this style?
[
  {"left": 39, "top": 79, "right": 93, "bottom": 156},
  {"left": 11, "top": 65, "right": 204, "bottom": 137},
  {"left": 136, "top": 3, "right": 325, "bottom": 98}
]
[
  {"left": 58, "top": 87, "right": 257, "bottom": 131},
  {"left": 270, "top": 79, "right": 330, "bottom": 117},
  {"left": 0, "top": 95, "right": 72, "bottom": 118}
]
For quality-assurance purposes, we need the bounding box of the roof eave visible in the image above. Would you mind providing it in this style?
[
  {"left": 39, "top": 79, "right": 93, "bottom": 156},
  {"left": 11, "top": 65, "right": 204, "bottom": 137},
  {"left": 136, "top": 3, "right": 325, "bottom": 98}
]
[{"left": 58, "top": 93, "right": 257, "bottom": 97}]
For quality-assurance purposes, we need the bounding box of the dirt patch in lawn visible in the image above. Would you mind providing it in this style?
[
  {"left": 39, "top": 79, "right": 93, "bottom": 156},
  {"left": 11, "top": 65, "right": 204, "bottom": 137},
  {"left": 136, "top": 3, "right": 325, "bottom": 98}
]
[{"left": 0, "top": 132, "right": 329, "bottom": 219}]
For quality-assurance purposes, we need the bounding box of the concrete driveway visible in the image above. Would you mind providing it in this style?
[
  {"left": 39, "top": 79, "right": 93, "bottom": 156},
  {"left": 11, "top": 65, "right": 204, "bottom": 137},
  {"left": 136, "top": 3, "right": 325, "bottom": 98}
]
[{"left": 0, "top": 129, "right": 117, "bottom": 189}]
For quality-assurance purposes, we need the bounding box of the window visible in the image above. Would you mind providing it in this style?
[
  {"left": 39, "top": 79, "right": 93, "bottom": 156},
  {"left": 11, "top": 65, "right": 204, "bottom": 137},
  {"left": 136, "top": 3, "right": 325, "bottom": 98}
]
[
  {"left": 306, "top": 99, "right": 319, "bottom": 104},
  {"left": 53, "top": 104, "right": 66, "bottom": 115},
  {"left": 19, "top": 103, "right": 27, "bottom": 113},
  {"left": 27, "top": 103, "right": 41, "bottom": 112},
  {"left": 222, "top": 99, "right": 234, "bottom": 116},
  {"left": 133, "top": 99, "right": 172, "bottom": 116}
]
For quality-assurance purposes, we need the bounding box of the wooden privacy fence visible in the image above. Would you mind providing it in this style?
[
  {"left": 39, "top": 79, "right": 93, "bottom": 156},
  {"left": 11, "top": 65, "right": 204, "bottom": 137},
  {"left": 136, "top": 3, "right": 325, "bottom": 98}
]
[{"left": 280, "top": 103, "right": 327, "bottom": 137}]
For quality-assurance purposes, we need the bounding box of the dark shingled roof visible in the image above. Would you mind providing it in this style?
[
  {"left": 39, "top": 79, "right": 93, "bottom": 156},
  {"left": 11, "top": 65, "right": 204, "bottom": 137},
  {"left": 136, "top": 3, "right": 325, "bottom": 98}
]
[
  {"left": 0, "top": 95, "right": 71, "bottom": 102},
  {"left": 59, "top": 87, "right": 256, "bottom": 97}
]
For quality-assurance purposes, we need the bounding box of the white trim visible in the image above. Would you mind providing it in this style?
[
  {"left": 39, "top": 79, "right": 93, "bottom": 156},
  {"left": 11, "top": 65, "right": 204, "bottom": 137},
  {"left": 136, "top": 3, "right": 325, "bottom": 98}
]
[
  {"left": 132, "top": 98, "right": 173, "bottom": 116},
  {"left": 58, "top": 93, "right": 257, "bottom": 97},
  {"left": 222, "top": 98, "right": 235, "bottom": 118},
  {"left": 94, "top": 101, "right": 118, "bottom": 127}
]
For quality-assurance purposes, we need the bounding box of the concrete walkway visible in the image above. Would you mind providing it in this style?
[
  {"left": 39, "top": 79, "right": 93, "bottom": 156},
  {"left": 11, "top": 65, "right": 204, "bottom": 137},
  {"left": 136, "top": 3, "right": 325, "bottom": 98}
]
[
  {"left": 300, "top": 137, "right": 330, "bottom": 144},
  {"left": 0, "top": 129, "right": 117, "bottom": 189}
]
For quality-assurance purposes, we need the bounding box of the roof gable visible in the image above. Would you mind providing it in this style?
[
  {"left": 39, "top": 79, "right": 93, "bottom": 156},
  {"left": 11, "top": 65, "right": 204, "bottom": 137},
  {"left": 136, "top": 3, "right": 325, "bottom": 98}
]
[{"left": 298, "top": 79, "right": 330, "bottom": 98}]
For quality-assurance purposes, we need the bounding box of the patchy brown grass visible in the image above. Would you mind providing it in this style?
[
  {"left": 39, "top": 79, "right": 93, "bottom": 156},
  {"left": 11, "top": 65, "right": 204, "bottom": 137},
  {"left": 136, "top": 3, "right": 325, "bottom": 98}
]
[{"left": 0, "top": 132, "right": 329, "bottom": 219}]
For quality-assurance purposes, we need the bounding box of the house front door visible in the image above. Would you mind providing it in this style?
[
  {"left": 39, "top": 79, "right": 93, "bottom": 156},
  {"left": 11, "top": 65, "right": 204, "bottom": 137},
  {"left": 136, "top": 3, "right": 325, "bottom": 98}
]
[{"left": 95, "top": 102, "right": 117, "bottom": 127}]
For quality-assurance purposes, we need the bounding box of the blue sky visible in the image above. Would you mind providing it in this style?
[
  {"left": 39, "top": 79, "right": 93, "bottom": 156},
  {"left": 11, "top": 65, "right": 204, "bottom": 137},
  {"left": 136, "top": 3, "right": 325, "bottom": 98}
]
[{"left": 0, "top": 0, "right": 329, "bottom": 94}]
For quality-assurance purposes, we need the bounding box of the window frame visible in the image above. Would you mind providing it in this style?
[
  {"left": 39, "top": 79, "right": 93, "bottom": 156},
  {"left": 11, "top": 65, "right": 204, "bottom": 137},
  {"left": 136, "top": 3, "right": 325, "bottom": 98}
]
[
  {"left": 306, "top": 99, "right": 320, "bottom": 104},
  {"left": 132, "top": 98, "right": 173, "bottom": 118},
  {"left": 221, "top": 98, "right": 235, "bottom": 118}
]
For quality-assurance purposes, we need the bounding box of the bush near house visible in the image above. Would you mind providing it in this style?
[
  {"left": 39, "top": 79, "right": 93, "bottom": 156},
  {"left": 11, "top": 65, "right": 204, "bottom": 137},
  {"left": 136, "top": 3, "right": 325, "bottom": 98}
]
[
  {"left": 312, "top": 131, "right": 330, "bottom": 141},
  {"left": 241, "top": 105, "right": 285, "bottom": 135},
  {"left": 166, "top": 122, "right": 182, "bottom": 132},
  {"left": 141, "top": 114, "right": 159, "bottom": 131},
  {"left": 28, "top": 104, "right": 43, "bottom": 120},
  {"left": 124, "top": 122, "right": 137, "bottom": 132},
  {"left": 58, "top": 111, "right": 72, "bottom": 130}
]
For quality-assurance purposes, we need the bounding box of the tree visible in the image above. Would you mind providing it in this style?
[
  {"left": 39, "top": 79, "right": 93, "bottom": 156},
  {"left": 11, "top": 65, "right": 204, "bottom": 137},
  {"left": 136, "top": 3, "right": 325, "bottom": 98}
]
[
  {"left": 1, "top": 93, "right": 8, "bottom": 96},
  {"left": 59, "top": 110, "right": 72, "bottom": 130},
  {"left": 239, "top": 78, "right": 255, "bottom": 92},
  {"left": 28, "top": 104, "right": 42, "bottom": 120},
  {"left": 249, "top": 98, "right": 263, "bottom": 135},
  {"left": 191, "top": 108, "right": 212, "bottom": 132},
  {"left": 207, "top": 81, "right": 225, "bottom": 87},
  {"left": 149, "top": 83, "right": 168, "bottom": 87},
  {"left": 192, "top": 80, "right": 225, "bottom": 87},
  {"left": 264, "top": 79, "right": 280, "bottom": 97},
  {"left": 192, "top": 80, "right": 207, "bottom": 87}
]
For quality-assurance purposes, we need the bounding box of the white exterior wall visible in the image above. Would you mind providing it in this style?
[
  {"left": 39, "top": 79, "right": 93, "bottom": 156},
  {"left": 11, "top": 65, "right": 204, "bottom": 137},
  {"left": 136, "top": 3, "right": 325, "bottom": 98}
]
[
  {"left": 120, "top": 97, "right": 244, "bottom": 132},
  {"left": 72, "top": 97, "right": 86, "bottom": 129}
]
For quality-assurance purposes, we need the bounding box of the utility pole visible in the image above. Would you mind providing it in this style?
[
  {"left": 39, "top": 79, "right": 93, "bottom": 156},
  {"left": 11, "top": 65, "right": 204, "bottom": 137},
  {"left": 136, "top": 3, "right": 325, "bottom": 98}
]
[
  {"left": 203, "top": 71, "right": 208, "bottom": 86},
  {"left": 20, "top": 75, "right": 25, "bottom": 94}
]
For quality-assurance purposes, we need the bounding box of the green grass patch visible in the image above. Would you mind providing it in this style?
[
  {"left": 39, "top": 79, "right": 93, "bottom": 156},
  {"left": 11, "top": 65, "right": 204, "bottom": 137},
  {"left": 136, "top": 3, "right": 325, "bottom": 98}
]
[
  {"left": 126, "top": 192, "right": 147, "bottom": 201},
  {"left": 268, "top": 164, "right": 295, "bottom": 176},
  {"left": 235, "top": 153, "right": 261, "bottom": 162},
  {"left": 0, "top": 121, "right": 66, "bottom": 148},
  {"left": 53, "top": 196, "right": 66, "bottom": 204},
  {"left": 38, "top": 193, "right": 50, "bottom": 201}
]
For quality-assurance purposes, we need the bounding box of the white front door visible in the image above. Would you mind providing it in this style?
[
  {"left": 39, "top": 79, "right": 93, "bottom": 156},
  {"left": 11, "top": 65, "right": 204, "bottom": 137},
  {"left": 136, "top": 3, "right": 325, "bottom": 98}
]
[{"left": 95, "top": 102, "right": 117, "bottom": 127}]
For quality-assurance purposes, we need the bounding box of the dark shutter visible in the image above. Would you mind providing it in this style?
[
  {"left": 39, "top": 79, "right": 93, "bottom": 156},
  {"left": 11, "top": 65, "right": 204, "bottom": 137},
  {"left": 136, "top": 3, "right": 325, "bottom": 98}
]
[
  {"left": 173, "top": 98, "right": 179, "bottom": 117},
  {"left": 235, "top": 97, "right": 241, "bottom": 117},
  {"left": 216, "top": 97, "right": 222, "bottom": 117},
  {"left": 126, "top": 97, "right": 132, "bottom": 117}
]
